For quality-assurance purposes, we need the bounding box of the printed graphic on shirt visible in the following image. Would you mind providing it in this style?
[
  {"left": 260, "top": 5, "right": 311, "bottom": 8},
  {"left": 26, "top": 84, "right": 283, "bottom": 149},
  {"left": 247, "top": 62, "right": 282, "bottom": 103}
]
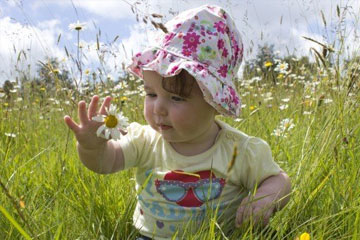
[{"left": 155, "top": 170, "right": 226, "bottom": 207}]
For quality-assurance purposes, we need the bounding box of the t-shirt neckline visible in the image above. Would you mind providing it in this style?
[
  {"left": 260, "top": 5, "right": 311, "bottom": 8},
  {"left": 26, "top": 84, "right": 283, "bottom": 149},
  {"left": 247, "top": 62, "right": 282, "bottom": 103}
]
[{"left": 163, "top": 119, "right": 227, "bottom": 159}]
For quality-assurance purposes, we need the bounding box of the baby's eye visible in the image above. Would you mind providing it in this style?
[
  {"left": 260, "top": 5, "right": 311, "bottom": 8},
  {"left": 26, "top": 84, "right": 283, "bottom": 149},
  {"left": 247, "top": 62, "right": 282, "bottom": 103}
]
[
  {"left": 146, "top": 93, "right": 157, "bottom": 98},
  {"left": 171, "top": 96, "right": 186, "bottom": 102}
]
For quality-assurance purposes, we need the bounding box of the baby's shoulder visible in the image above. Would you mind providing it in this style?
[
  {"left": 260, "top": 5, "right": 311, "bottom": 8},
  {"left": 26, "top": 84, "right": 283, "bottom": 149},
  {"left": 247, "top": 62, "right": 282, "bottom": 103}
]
[
  {"left": 218, "top": 120, "right": 249, "bottom": 143},
  {"left": 217, "top": 120, "right": 269, "bottom": 150}
]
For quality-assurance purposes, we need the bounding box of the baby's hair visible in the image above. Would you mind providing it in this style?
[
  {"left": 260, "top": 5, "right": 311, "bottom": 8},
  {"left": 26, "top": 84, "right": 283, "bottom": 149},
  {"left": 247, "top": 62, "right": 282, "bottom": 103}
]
[{"left": 162, "top": 70, "right": 196, "bottom": 98}]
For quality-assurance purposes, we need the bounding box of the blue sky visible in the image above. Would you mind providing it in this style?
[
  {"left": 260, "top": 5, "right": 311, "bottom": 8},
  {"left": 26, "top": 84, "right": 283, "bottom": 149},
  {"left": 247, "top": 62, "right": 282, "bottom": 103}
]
[{"left": 1, "top": 0, "right": 359, "bottom": 84}]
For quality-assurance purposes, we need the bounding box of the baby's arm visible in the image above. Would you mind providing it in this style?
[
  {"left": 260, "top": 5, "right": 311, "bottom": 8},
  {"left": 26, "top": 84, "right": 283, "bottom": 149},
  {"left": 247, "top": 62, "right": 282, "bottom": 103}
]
[
  {"left": 236, "top": 171, "right": 291, "bottom": 227},
  {"left": 64, "top": 95, "right": 125, "bottom": 174}
]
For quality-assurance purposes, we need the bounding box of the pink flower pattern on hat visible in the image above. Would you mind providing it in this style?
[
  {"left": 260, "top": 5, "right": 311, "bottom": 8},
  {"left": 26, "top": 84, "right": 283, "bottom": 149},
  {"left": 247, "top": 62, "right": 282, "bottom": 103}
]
[{"left": 128, "top": 5, "right": 243, "bottom": 117}]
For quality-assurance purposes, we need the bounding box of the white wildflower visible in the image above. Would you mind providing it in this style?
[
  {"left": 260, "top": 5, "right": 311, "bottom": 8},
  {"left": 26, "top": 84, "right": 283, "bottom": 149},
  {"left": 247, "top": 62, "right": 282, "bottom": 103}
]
[
  {"left": 271, "top": 128, "right": 283, "bottom": 137},
  {"left": 323, "top": 98, "right": 333, "bottom": 104},
  {"left": 92, "top": 104, "right": 129, "bottom": 140},
  {"left": 5, "top": 133, "right": 16, "bottom": 138},
  {"left": 279, "top": 118, "right": 295, "bottom": 131},
  {"left": 68, "top": 20, "right": 86, "bottom": 31},
  {"left": 279, "top": 104, "right": 288, "bottom": 110},
  {"left": 274, "top": 62, "right": 289, "bottom": 74},
  {"left": 272, "top": 118, "right": 295, "bottom": 138}
]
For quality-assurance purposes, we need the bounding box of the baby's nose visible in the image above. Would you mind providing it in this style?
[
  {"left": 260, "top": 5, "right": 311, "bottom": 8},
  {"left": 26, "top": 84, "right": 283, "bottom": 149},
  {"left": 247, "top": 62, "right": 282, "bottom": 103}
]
[{"left": 153, "top": 99, "right": 168, "bottom": 116}]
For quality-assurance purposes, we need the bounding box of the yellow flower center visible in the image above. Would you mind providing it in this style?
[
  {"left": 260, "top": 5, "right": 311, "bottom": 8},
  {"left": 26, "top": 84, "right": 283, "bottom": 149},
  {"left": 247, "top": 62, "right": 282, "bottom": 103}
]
[{"left": 105, "top": 115, "right": 118, "bottom": 128}]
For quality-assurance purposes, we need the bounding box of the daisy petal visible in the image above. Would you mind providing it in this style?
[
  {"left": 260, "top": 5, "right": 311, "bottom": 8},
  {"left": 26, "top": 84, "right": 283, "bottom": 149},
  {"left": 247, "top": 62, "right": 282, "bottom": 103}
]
[
  {"left": 109, "top": 104, "right": 117, "bottom": 114},
  {"left": 92, "top": 115, "right": 105, "bottom": 122},
  {"left": 105, "top": 129, "right": 111, "bottom": 139},
  {"left": 96, "top": 125, "right": 106, "bottom": 137},
  {"left": 111, "top": 128, "right": 121, "bottom": 140}
]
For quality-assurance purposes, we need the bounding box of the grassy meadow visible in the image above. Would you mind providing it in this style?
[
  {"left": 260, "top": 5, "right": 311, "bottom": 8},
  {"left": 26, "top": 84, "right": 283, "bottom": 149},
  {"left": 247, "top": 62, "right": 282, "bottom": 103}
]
[{"left": 1, "top": 5, "right": 360, "bottom": 240}]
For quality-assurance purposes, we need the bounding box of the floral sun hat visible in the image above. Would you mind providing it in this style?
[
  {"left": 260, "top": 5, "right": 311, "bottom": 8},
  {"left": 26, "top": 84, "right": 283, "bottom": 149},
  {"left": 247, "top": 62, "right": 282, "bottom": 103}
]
[{"left": 128, "top": 5, "right": 244, "bottom": 117}]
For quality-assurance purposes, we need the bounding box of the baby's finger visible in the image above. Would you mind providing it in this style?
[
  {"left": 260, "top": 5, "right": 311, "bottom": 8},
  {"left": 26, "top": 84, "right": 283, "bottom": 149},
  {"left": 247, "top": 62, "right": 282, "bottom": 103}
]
[
  {"left": 254, "top": 206, "right": 272, "bottom": 226},
  {"left": 64, "top": 115, "right": 80, "bottom": 133},
  {"left": 242, "top": 204, "right": 254, "bottom": 223},
  {"left": 262, "top": 208, "right": 272, "bottom": 226},
  {"left": 99, "top": 96, "right": 112, "bottom": 115},
  {"left": 235, "top": 206, "right": 245, "bottom": 227},
  {"left": 250, "top": 206, "right": 263, "bottom": 225},
  {"left": 88, "top": 95, "right": 99, "bottom": 119},
  {"left": 78, "top": 101, "right": 89, "bottom": 125}
]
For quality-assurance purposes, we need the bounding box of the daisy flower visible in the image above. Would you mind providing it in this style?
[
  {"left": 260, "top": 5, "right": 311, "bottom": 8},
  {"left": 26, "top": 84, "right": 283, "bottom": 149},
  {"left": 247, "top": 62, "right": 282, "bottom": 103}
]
[
  {"left": 280, "top": 118, "right": 295, "bottom": 131},
  {"left": 92, "top": 104, "right": 129, "bottom": 140},
  {"left": 272, "top": 118, "right": 295, "bottom": 138},
  {"left": 274, "top": 62, "right": 289, "bottom": 73},
  {"left": 271, "top": 128, "right": 283, "bottom": 137},
  {"left": 68, "top": 20, "right": 87, "bottom": 31}
]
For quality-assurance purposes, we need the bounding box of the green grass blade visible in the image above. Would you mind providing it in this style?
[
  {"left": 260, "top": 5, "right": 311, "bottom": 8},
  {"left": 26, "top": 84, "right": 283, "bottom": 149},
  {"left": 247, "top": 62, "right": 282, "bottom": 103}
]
[
  {"left": 0, "top": 205, "right": 32, "bottom": 240},
  {"left": 54, "top": 222, "right": 63, "bottom": 240}
]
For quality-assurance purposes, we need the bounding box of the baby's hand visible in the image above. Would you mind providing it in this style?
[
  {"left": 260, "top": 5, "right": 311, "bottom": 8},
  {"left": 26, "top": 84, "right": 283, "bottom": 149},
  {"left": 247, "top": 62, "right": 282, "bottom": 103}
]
[
  {"left": 64, "top": 95, "right": 111, "bottom": 150},
  {"left": 235, "top": 192, "right": 276, "bottom": 227}
]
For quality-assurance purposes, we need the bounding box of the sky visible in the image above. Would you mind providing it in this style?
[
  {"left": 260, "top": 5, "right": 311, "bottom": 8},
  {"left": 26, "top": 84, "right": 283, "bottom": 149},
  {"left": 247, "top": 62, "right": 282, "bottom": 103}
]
[{"left": 0, "top": 0, "right": 360, "bottom": 84}]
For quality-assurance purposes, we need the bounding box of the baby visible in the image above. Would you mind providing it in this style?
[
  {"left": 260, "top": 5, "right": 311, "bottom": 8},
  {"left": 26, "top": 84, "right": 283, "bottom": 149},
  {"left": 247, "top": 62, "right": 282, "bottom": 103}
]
[{"left": 64, "top": 5, "right": 291, "bottom": 239}]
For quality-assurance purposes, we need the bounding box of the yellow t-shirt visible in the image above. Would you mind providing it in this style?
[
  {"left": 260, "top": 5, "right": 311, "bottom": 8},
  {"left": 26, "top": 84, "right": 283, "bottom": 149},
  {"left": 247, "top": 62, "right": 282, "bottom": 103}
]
[{"left": 118, "top": 119, "right": 281, "bottom": 239}]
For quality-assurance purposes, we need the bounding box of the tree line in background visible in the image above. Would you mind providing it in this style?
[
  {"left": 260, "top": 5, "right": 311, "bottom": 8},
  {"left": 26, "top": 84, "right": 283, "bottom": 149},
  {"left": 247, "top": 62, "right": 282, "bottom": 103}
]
[{"left": 1, "top": 44, "right": 359, "bottom": 99}]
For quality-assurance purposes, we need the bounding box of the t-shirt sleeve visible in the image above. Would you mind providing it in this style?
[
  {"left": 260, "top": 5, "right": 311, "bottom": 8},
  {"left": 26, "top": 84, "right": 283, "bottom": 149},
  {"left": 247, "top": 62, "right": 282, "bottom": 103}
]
[
  {"left": 117, "top": 122, "right": 149, "bottom": 170},
  {"left": 239, "top": 137, "right": 281, "bottom": 191}
]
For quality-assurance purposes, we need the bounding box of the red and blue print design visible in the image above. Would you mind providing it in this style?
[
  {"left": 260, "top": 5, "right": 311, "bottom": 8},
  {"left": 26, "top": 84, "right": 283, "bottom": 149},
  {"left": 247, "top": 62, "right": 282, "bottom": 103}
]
[{"left": 155, "top": 170, "right": 225, "bottom": 207}]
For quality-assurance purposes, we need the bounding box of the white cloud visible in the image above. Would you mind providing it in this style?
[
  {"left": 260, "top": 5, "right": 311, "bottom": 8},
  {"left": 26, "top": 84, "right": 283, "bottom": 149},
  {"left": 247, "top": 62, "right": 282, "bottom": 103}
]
[
  {"left": 76, "top": 23, "right": 158, "bottom": 78},
  {"left": 119, "top": 0, "right": 360, "bottom": 60},
  {"left": 0, "top": 17, "right": 65, "bottom": 84},
  {"left": 62, "top": 0, "right": 134, "bottom": 20},
  {"left": 1, "top": 0, "right": 360, "bottom": 85},
  {"left": 43, "top": 0, "right": 359, "bottom": 61}
]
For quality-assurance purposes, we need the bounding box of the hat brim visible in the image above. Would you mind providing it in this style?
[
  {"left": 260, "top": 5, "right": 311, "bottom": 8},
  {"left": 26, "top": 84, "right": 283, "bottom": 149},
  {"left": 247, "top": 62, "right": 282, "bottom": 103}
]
[{"left": 127, "top": 47, "right": 241, "bottom": 117}]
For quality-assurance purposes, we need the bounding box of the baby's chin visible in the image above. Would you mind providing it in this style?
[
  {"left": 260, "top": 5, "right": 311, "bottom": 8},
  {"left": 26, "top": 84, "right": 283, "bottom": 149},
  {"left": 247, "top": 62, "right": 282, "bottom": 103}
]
[{"left": 153, "top": 128, "right": 181, "bottom": 142}]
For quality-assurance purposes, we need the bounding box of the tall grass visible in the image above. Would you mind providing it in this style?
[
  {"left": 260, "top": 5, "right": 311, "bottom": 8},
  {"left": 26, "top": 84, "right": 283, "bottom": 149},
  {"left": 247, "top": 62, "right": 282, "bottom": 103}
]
[
  {"left": 1, "top": 2, "right": 360, "bottom": 239},
  {"left": 1, "top": 61, "right": 359, "bottom": 239}
]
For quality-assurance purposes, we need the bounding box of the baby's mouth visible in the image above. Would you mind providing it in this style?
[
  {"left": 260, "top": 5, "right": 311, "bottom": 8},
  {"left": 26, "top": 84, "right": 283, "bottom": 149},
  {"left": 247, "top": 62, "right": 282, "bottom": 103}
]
[{"left": 157, "top": 124, "right": 172, "bottom": 130}]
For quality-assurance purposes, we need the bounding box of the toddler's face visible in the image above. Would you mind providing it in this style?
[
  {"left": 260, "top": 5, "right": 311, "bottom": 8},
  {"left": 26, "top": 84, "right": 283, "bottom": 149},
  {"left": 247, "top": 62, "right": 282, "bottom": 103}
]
[{"left": 143, "top": 71, "right": 216, "bottom": 144}]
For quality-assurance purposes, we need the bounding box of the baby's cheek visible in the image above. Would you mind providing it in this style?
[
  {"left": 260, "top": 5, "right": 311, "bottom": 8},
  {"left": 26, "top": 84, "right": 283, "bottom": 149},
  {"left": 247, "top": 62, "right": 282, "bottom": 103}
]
[
  {"left": 171, "top": 110, "right": 190, "bottom": 125},
  {"left": 144, "top": 103, "right": 153, "bottom": 124}
]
